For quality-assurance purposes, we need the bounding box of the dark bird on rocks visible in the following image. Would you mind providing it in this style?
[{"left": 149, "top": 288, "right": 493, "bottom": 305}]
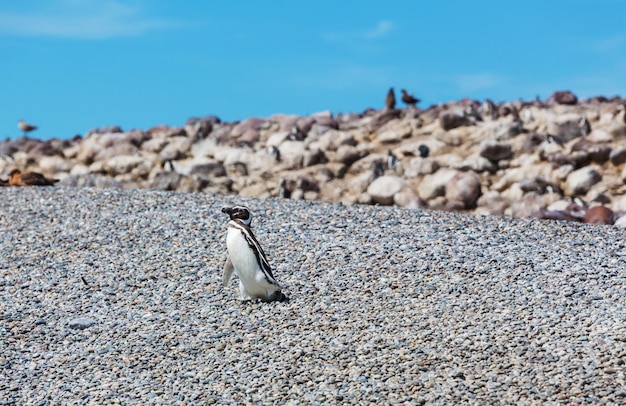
[
  {"left": 18, "top": 119, "right": 37, "bottom": 137},
  {"left": 418, "top": 144, "right": 430, "bottom": 158},
  {"left": 9, "top": 169, "right": 58, "bottom": 186},
  {"left": 385, "top": 87, "right": 396, "bottom": 110},
  {"left": 401, "top": 89, "right": 420, "bottom": 107}
]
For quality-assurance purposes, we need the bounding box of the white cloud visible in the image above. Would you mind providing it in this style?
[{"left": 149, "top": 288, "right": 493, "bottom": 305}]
[
  {"left": 0, "top": 1, "right": 178, "bottom": 39},
  {"left": 363, "top": 20, "right": 393, "bottom": 39},
  {"left": 586, "top": 33, "right": 626, "bottom": 53},
  {"left": 323, "top": 19, "right": 394, "bottom": 44}
]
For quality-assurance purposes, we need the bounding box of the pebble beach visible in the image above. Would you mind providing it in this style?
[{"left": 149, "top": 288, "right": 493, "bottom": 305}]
[{"left": 1, "top": 187, "right": 625, "bottom": 404}]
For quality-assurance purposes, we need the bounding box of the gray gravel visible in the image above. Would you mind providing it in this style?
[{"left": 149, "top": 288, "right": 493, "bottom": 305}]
[{"left": 1, "top": 187, "right": 626, "bottom": 405}]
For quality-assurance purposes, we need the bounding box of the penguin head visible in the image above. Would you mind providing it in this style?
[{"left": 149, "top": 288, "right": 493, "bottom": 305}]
[
  {"left": 418, "top": 144, "right": 430, "bottom": 158},
  {"left": 222, "top": 205, "right": 252, "bottom": 225}
]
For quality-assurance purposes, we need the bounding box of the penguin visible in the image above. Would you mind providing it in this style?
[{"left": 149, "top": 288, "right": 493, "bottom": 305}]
[
  {"left": 372, "top": 161, "right": 385, "bottom": 179},
  {"left": 267, "top": 145, "right": 281, "bottom": 162},
  {"left": 545, "top": 134, "right": 564, "bottom": 146},
  {"left": 386, "top": 149, "right": 398, "bottom": 172},
  {"left": 221, "top": 205, "right": 286, "bottom": 302},
  {"left": 288, "top": 125, "right": 307, "bottom": 141},
  {"left": 418, "top": 144, "right": 430, "bottom": 158},
  {"left": 579, "top": 115, "right": 591, "bottom": 136}
]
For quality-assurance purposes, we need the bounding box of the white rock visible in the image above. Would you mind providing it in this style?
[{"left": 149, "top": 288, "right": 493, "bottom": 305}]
[
  {"left": 367, "top": 175, "right": 405, "bottom": 205},
  {"left": 70, "top": 164, "right": 90, "bottom": 176},
  {"left": 104, "top": 155, "right": 146, "bottom": 176},
  {"left": 38, "top": 156, "right": 70, "bottom": 174},
  {"left": 566, "top": 166, "right": 601, "bottom": 195},
  {"left": 393, "top": 189, "right": 421, "bottom": 209},
  {"left": 404, "top": 158, "right": 440, "bottom": 178},
  {"left": 417, "top": 169, "right": 457, "bottom": 201},
  {"left": 376, "top": 123, "right": 412, "bottom": 144},
  {"left": 278, "top": 141, "right": 306, "bottom": 169},
  {"left": 473, "top": 116, "right": 521, "bottom": 140},
  {"left": 266, "top": 131, "right": 291, "bottom": 147},
  {"left": 190, "top": 138, "right": 219, "bottom": 159},
  {"left": 587, "top": 129, "right": 613, "bottom": 143}
]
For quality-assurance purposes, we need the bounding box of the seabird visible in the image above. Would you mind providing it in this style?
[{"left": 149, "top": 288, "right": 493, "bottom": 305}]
[
  {"left": 385, "top": 87, "right": 396, "bottom": 110},
  {"left": 401, "top": 89, "right": 420, "bottom": 107},
  {"left": 221, "top": 205, "right": 286, "bottom": 302},
  {"left": 18, "top": 120, "right": 37, "bottom": 137},
  {"left": 9, "top": 169, "right": 58, "bottom": 186}
]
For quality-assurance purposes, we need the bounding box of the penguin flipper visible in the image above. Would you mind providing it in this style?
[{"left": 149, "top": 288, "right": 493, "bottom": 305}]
[{"left": 222, "top": 257, "right": 235, "bottom": 287}]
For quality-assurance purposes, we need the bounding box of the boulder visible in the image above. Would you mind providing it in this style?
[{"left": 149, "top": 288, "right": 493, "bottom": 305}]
[
  {"left": 547, "top": 114, "right": 586, "bottom": 143},
  {"left": 610, "top": 147, "right": 626, "bottom": 166},
  {"left": 583, "top": 205, "right": 614, "bottom": 225},
  {"left": 404, "top": 158, "right": 441, "bottom": 178},
  {"left": 188, "top": 162, "right": 226, "bottom": 178},
  {"left": 566, "top": 166, "right": 601, "bottom": 196},
  {"left": 445, "top": 171, "right": 481, "bottom": 209},
  {"left": 439, "top": 110, "right": 469, "bottom": 130},
  {"left": 334, "top": 145, "right": 368, "bottom": 167},
  {"left": 549, "top": 90, "right": 578, "bottom": 105},
  {"left": 473, "top": 116, "right": 522, "bottom": 140},
  {"left": 367, "top": 175, "right": 405, "bottom": 205},
  {"left": 570, "top": 139, "right": 611, "bottom": 164},
  {"left": 104, "top": 155, "right": 146, "bottom": 176},
  {"left": 376, "top": 122, "right": 412, "bottom": 144},
  {"left": 418, "top": 169, "right": 457, "bottom": 201},
  {"left": 479, "top": 140, "right": 513, "bottom": 161}
]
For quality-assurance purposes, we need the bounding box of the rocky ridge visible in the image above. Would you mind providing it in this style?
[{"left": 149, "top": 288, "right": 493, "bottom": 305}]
[{"left": 2, "top": 90, "right": 626, "bottom": 225}]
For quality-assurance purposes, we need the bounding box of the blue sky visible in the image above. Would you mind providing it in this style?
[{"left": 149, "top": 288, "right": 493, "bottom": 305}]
[{"left": 2, "top": 0, "right": 626, "bottom": 140}]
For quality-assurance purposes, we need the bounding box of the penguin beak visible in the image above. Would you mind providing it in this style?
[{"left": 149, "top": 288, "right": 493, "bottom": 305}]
[{"left": 222, "top": 207, "right": 234, "bottom": 215}]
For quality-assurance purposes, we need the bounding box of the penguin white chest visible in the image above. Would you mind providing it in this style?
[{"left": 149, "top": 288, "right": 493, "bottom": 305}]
[{"left": 226, "top": 227, "right": 262, "bottom": 281}]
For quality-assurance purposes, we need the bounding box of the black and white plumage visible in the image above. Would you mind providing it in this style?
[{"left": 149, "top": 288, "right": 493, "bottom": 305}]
[
  {"left": 267, "top": 145, "right": 281, "bottom": 162},
  {"left": 288, "top": 125, "right": 307, "bottom": 141},
  {"left": 221, "top": 205, "right": 285, "bottom": 302},
  {"left": 387, "top": 149, "right": 399, "bottom": 172}
]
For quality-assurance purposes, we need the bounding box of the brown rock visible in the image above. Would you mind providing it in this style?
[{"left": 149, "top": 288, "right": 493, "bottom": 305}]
[
  {"left": 367, "top": 109, "right": 402, "bottom": 132},
  {"left": 439, "top": 111, "right": 469, "bottom": 130},
  {"left": 610, "top": 147, "right": 626, "bottom": 166},
  {"left": 231, "top": 118, "right": 265, "bottom": 138},
  {"left": 418, "top": 169, "right": 457, "bottom": 200},
  {"left": 334, "top": 145, "right": 368, "bottom": 167},
  {"left": 188, "top": 162, "right": 226, "bottom": 178},
  {"left": 570, "top": 139, "right": 611, "bottom": 164},
  {"left": 479, "top": 140, "right": 513, "bottom": 161},
  {"left": 584, "top": 205, "right": 614, "bottom": 225},
  {"left": 549, "top": 90, "right": 578, "bottom": 105},
  {"left": 445, "top": 171, "right": 481, "bottom": 209}
]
